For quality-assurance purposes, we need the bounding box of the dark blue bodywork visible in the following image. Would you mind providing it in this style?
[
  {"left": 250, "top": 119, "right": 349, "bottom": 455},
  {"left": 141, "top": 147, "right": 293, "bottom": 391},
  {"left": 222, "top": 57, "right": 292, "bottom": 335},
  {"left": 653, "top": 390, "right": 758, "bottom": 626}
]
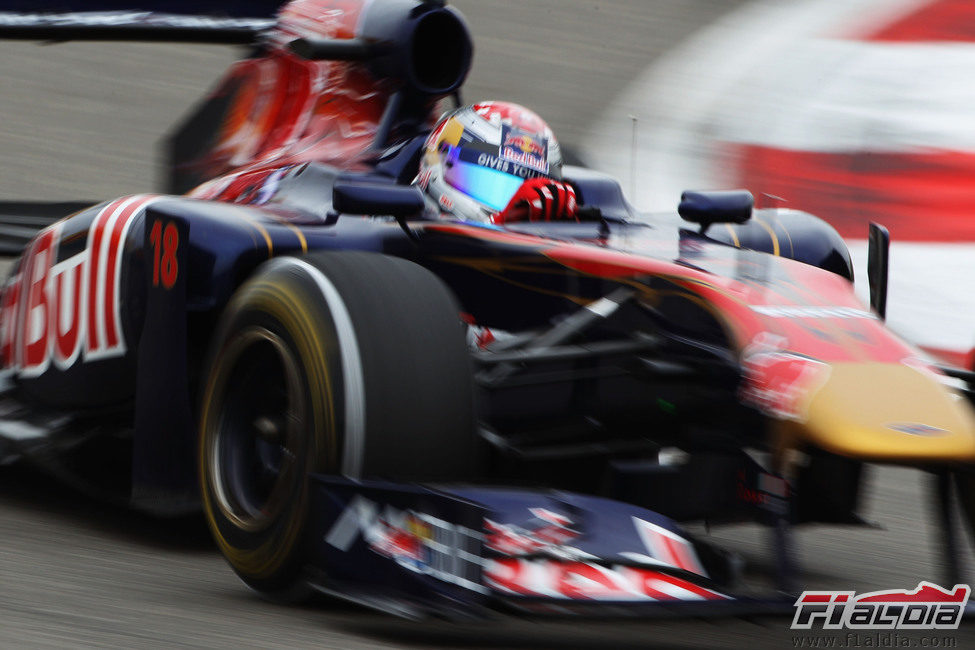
[{"left": 4, "top": 137, "right": 853, "bottom": 508}]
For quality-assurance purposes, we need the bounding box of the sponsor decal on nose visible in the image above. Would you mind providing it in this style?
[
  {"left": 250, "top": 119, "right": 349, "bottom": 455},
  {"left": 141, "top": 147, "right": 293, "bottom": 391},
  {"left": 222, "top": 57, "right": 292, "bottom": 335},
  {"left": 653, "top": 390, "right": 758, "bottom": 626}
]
[{"left": 886, "top": 423, "right": 949, "bottom": 437}]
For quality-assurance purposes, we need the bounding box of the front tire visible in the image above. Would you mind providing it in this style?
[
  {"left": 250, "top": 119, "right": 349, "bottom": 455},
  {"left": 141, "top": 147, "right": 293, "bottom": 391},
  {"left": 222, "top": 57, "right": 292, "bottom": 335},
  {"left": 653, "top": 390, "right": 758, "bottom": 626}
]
[{"left": 199, "top": 252, "right": 480, "bottom": 597}]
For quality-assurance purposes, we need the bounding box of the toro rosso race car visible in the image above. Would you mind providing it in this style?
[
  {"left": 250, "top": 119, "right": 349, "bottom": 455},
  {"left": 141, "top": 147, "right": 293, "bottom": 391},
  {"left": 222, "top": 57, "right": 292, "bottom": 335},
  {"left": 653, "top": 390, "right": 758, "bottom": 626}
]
[{"left": 1, "top": 0, "right": 975, "bottom": 618}]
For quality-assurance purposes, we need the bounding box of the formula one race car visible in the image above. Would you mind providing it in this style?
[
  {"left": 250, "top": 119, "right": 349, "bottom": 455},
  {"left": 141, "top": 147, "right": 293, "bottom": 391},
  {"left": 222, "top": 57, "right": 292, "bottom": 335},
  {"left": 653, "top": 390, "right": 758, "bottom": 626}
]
[{"left": 1, "top": 0, "right": 974, "bottom": 618}]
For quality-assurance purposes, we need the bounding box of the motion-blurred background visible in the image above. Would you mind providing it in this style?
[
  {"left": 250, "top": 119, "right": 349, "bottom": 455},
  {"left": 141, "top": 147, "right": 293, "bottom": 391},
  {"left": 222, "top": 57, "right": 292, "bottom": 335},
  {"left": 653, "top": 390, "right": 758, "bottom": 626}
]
[
  {"left": 3, "top": 0, "right": 972, "bottom": 367},
  {"left": 2, "top": 1, "right": 975, "bottom": 647},
  {"left": 588, "top": 0, "right": 975, "bottom": 370}
]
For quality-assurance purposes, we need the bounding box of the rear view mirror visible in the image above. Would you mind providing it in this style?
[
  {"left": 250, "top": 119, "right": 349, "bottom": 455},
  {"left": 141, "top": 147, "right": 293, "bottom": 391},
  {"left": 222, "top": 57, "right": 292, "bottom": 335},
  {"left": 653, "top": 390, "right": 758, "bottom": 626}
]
[
  {"left": 332, "top": 179, "right": 426, "bottom": 218},
  {"left": 678, "top": 190, "right": 753, "bottom": 233}
]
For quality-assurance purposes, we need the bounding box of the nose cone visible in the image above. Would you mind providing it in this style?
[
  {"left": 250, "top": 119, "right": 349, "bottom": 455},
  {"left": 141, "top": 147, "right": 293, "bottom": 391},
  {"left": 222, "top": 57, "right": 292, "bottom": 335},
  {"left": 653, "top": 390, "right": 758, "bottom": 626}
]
[{"left": 795, "top": 363, "right": 975, "bottom": 463}]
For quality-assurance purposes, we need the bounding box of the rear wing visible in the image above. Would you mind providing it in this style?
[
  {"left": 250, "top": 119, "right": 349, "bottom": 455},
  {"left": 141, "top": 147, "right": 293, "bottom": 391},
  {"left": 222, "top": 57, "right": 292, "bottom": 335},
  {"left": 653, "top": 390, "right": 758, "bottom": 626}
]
[{"left": 0, "top": 2, "right": 284, "bottom": 43}]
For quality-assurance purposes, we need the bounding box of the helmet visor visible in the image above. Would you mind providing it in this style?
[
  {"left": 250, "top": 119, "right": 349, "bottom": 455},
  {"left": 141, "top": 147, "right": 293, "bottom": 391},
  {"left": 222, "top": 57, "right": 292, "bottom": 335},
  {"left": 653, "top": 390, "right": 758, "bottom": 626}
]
[{"left": 443, "top": 153, "right": 526, "bottom": 213}]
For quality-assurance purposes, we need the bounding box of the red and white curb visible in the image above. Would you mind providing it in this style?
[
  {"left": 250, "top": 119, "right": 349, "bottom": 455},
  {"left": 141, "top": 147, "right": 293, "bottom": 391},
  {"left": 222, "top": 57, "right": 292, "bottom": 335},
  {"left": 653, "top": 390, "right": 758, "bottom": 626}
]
[{"left": 585, "top": 0, "right": 975, "bottom": 362}]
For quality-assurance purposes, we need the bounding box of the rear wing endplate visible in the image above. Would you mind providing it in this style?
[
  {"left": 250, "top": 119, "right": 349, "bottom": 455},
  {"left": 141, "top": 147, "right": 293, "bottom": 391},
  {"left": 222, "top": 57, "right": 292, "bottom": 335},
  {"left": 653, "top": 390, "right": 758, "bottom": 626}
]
[{"left": 0, "top": 3, "right": 284, "bottom": 43}]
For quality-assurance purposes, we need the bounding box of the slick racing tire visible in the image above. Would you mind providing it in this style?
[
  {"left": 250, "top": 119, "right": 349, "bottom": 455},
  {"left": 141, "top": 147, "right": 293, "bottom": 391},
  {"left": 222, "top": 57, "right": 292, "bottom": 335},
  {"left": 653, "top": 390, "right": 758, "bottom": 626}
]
[{"left": 199, "top": 251, "right": 481, "bottom": 599}]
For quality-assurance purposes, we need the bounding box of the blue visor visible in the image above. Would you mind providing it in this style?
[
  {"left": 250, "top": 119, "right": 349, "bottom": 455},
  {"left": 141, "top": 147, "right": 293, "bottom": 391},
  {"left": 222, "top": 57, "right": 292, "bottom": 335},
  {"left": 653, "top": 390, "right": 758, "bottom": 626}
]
[{"left": 443, "top": 150, "right": 526, "bottom": 212}]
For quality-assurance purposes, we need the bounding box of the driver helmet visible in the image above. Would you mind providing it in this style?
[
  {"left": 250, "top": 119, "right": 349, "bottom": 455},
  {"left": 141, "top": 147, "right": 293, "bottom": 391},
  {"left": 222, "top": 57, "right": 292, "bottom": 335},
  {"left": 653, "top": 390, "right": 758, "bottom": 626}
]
[{"left": 416, "top": 101, "right": 564, "bottom": 223}]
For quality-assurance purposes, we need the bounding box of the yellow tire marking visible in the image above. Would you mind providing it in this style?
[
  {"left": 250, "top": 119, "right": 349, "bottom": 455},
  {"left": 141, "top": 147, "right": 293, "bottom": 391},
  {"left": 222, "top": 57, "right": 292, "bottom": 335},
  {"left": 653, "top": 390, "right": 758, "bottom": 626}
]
[{"left": 200, "top": 275, "right": 337, "bottom": 579}]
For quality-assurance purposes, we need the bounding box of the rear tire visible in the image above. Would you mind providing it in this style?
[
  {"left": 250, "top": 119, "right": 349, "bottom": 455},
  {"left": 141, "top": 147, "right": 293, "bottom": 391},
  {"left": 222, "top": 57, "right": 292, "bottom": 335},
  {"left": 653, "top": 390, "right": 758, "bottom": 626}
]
[{"left": 199, "top": 251, "right": 480, "bottom": 598}]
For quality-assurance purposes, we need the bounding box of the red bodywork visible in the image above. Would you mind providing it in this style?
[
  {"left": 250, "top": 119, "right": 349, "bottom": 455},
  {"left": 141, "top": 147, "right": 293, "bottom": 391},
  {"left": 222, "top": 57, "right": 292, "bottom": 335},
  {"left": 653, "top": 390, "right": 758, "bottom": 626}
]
[{"left": 186, "top": 0, "right": 394, "bottom": 202}]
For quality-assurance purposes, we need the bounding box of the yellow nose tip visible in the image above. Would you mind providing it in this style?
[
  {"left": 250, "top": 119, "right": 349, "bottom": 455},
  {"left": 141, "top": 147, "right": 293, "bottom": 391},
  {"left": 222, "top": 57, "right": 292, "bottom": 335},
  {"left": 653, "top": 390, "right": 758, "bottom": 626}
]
[{"left": 793, "top": 363, "right": 975, "bottom": 463}]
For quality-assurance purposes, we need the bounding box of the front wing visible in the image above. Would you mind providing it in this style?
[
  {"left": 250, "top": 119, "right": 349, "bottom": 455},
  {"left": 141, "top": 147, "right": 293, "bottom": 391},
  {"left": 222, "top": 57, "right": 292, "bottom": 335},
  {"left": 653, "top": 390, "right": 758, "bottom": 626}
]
[{"left": 306, "top": 476, "right": 796, "bottom": 619}]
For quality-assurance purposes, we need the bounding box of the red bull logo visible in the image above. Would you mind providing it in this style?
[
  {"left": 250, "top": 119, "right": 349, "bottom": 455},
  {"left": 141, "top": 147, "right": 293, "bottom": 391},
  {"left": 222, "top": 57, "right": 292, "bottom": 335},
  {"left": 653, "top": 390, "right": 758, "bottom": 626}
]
[
  {"left": 369, "top": 512, "right": 432, "bottom": 565},
  {"left": 503, "top": 133, "right": 545, "bottom": 158},
  {"left": 0, "top": 195, "right": 160, "bottom": 375},
  {"left": 500, "top": 124, "right": 548, "bottom": 173},
  {"left": 484, "top": 508, "right": 580, "bottom": 557}
]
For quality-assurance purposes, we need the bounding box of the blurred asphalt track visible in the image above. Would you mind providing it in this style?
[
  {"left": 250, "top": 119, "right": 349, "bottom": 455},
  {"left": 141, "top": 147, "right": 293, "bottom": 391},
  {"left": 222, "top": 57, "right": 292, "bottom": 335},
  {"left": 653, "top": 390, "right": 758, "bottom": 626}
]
[{"left": 1, "top": 1, "right": 974, "bottom": 647}]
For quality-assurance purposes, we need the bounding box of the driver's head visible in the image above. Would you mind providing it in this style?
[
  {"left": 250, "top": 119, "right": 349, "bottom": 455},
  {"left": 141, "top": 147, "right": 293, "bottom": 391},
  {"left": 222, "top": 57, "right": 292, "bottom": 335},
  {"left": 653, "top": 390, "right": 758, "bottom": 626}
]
[{"left": 416, "top": 101, "right": 564, "bottom": 223}]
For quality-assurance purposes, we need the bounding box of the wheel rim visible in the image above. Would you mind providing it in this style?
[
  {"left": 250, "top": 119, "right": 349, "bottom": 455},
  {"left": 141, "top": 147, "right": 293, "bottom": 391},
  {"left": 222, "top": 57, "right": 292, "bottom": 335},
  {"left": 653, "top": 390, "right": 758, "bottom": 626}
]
[{"left": 207, "top": 326, "right": 307, "bottom": 533}]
